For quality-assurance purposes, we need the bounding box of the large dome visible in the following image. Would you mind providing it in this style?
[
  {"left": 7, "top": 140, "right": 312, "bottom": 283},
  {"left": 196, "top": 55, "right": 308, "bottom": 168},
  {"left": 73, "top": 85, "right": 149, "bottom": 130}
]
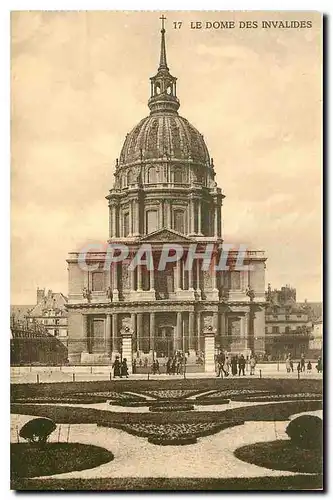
[{"left": 119, "top": 113, "right": 210, "bottom": 166}]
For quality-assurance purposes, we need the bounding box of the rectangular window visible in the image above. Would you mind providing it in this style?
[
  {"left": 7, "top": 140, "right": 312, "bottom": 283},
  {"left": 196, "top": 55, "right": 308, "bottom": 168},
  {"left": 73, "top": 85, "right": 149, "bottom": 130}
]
[
  {"left": 92, "top": 272, "right": 104, "bottom": 292},
  {"left": 272, "top": 326, "right": 279, "bottom": 334},
  {"left": 146, "top": 210, "right": 158, "bottom": 234},
  {"left": 123, "top": 212, "right": 130, "bottom": 237}
]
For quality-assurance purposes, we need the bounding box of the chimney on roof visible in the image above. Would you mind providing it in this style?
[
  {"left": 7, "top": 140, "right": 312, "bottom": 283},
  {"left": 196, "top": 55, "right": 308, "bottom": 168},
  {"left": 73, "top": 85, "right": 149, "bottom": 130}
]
[{"left": 37, "top": 287, "right": 45, "bottom": 303}]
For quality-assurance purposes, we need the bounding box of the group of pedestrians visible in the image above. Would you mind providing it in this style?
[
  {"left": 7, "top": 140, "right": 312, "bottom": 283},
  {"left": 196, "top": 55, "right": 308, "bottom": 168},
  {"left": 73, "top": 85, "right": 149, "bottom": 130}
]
[
  {"left": 166, "top": 351, "right": 186, "bottom": 375},
  {"left": 112, "top": 355, "right": 129, "bottom": 378},
  {"left": 285, "top": 353, "right": 322, "bottom": 374},
  {"left": 216, "top": 351, "right": 257, "bottom": 377}
]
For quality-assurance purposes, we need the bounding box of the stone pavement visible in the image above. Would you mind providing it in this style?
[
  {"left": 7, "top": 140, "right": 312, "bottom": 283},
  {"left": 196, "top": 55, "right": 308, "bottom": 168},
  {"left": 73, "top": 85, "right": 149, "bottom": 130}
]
[{"left": 11, "top": 364, "right": 323, "bottom": 384}]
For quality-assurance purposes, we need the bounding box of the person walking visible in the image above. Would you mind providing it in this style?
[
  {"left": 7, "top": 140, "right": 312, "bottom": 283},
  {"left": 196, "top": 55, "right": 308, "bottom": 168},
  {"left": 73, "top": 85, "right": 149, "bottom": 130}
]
[
  {"left": 112, "top": 355, "right": 121, "bottom": 378},
  {"left": 171, "top": 357, "right": 176, "bottom": 375},
  {"left": 121, "top": 358, "right": 129, "bottom": 378},
  {"left": 285, "top": 357, "right": 291, "bottom": 373},
  {"left": 231, "top": 356, "right": 238, "bottom": 376},
  {"left": 155, "top": 358, "right": 160, "bottom": 375},
  {"left": 132, "top": 358, "right": 136, "bottom": 374},
  {"left": 307, "top": 360, "right": 312, "bottom": 373},
  {"left": 300, "top": 354, "right": 306, "bottom": 372},
  {"left": 316, "top": 356, "right": 323, "bottom": 373},
  {"left": 238, "top": 354, "right": 246, "bottom": 376},
  {"left": 216, "top": 351, "right": 225, "bottom": 378},
  {"left": 166, "top": 358, "right": 172, "bottom": 375},
  {"left": 224, "top": 357, "right": 231, "bottom": 377},
  {"left": 250, "top": 355, "right": 256, "bottom": 376}
]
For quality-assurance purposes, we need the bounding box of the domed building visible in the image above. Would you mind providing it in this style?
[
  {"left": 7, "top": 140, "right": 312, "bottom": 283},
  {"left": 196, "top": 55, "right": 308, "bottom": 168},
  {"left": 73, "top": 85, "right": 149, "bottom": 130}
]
[{"left": 66, "top": 20, "right": 267, "bottom": 371}]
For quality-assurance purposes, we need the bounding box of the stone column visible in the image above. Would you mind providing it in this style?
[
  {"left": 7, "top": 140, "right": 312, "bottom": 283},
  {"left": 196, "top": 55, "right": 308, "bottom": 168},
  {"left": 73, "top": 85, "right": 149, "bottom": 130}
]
[
  {"left": 212, "top": 253, "right": 218, "bottom": 291},
  {"left": 188, "top": 266, "right": 194, "bottom": 291},
  {"left": 112, "top": 263, "right": 119, "bottom": 301},
  {"left": 131, "top": 313, "right": 136, "bottom": 351},
  {"left": 214, "top": 205, "right": 219, "bottom": 237},
  {"left": 204, "top": 328, "right": 216, "bottom": 374},
  {"left": 137, "top": 265, "right": 142, "bottom": 291},
  {"left": 165, "top": 200, "right": 171, "bottom": 228},
  {"left": 189, "top": 198, "right": 194, "bottom": 234},
  {"left": 132, "top": 199, "right": 140, "bottom": 237},
  {"left": 176, "top": 312, "right": 182, "bottom": 351},
  {"left": 129, "top": 200, "right": 133, "bottom": 236},
  {"left": 198, "top": 200, "right": 202, "bottom": 235},
  {"left": 121, "top": 328, "right": 133, "bottom": 374},
  {"left": 137, "top": 313, "right": 143, "bottom": 352},
  {"left": 112, "top": 313, "right": 118, "bottom": 360},
  {"left": 105, "top": 314, "right": 111, "bottom": 355},
  {"left": 196, "top": 260, "right": 201, "bottom": 296},
  {"left": 150, "top": 269, "right": 155, "bottom": 292},
  {"left": 189, "top": 311, "right": 195, "bottom": 353},
  {"left": 197, "top": 312, "right": 201, "bottom": 353},
  {"left": 83, "top": 314, "right": 90, "bottom": 353},
  {"left": 150, "top": 312, "right": 155, "bottom": 354},
  {"left": 213, "top": 312, "right": 219, "bottom": 332},
  {"left": 175, "top": 260, "right": 182, "bottom": 290}
]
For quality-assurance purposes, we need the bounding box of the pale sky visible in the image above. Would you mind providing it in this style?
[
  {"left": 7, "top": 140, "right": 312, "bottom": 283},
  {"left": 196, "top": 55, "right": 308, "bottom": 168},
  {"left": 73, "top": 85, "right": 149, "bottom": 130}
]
[{"left": 11, "top": 11, "right": 322, "bottom": 304}]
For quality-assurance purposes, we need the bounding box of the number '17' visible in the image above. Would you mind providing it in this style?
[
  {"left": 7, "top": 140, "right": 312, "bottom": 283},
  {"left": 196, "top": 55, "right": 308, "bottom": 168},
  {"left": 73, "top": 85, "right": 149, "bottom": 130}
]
[{"left": 173, "top": 21, "right": 183, "bottom": 29}]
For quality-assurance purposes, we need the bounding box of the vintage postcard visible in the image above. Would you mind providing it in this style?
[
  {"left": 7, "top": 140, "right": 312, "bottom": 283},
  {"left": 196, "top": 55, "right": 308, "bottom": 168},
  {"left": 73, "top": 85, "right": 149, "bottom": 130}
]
[{"left": 11, "top": 11, "right": 323, "bottom": 491}]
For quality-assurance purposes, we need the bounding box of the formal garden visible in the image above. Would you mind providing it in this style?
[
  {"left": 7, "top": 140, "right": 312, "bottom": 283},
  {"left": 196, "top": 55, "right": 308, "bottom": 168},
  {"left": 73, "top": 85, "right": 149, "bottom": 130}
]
[{"left": 10, "top": 377, "right": 323, "bottom": 490}]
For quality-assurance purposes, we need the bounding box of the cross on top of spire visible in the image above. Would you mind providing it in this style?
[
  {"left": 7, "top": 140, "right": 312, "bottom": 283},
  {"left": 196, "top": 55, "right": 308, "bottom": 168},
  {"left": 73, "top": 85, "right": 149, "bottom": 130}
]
[
  {"left": 160, "top": 14, "right": 166, "bottom": 31},
  {"left": 158, "top": 14, "right": 168, "bottom": 70}
]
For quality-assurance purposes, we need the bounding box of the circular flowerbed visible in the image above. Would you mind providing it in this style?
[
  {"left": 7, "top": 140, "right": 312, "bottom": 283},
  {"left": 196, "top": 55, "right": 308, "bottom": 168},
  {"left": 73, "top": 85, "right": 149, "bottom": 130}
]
[
  {"left": 149, "top": 403, "right": 194, "bottom": 412},
  {"left": 234, "top": 440, "right": 322, "bottom": 474},
  {"left": 11, "top": 442, "right": 114, "bottom": 478}
]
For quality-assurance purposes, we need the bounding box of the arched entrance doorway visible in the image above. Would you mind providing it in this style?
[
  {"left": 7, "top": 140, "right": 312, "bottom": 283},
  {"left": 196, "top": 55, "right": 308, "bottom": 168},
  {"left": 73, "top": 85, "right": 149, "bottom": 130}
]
[{"left": 155, "top": 326, "right": 174, "bottom": 358}]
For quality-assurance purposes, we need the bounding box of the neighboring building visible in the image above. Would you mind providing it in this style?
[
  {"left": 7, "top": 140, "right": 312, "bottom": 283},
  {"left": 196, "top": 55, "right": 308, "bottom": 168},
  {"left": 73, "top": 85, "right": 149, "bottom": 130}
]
[
  {"left": 265, "top": 284, "right": 313, "bottom": 359},
  {"left": 66, "top": 22, "right": 267, "bottom": 369},
  {"left": 27, "top": 288, "right": 68, "bottom": 343},
  {"left": 308, "top": 318, "right": 323, "bottom": 358}
]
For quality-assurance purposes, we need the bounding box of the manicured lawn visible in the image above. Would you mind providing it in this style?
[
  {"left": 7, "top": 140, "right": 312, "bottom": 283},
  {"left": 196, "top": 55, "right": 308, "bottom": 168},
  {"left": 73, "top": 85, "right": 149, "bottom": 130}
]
[
  {"left": 11, "top": 474, "right": 323, "bottom": 491},
  {"left": 234, "top": 440, "right": 322, "bottom": 474},
  {"left": 11, "top": 443, "right": 114, "bottom": 479}
]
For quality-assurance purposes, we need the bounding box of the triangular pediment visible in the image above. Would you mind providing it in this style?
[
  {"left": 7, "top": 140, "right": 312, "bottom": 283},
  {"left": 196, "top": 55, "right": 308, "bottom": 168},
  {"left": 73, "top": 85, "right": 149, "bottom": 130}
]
[{"left": 140, "top": 228, "right": 195, "bottom": 243}]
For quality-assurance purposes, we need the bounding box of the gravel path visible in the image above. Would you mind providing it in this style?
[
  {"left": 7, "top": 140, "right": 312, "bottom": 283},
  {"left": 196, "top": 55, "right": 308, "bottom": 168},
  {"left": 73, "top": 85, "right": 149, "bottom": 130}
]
[{"left": 11, "top": 413, "right": 297, "bottom": 479}]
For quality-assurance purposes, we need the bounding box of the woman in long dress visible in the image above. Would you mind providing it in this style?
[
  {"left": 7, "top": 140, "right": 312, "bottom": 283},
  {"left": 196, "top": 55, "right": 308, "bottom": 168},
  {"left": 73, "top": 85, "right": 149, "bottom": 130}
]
[{"left": 112, "top": 356, "right": 121, "bottom": 378}]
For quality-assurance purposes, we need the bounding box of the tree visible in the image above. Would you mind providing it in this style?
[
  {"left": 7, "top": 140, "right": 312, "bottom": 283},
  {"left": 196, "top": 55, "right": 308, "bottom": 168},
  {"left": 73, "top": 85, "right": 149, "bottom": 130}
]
[{"left": 19, "top": 418, "right": 56, "bottom": 445}]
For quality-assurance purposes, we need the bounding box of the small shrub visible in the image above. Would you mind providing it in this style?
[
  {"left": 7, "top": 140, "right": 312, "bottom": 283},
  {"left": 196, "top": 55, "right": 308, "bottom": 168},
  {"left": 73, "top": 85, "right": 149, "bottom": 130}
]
[
  {"left": 286, "top": 415, "right": 322, "bottom": 449},
  {"left": 19, "top": 418, "right": 56, "bottom": 445}
]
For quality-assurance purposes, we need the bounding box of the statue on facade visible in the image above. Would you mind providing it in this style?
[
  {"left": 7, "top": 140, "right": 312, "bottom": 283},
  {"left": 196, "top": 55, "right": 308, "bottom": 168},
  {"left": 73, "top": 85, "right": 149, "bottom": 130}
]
[
  {"left": 246, "top": 286, "right": 255, "bottom": 301},
  {"left": 106, "top": 286, "right": 112, "bottom": 301},
  {"left": 220, "top": 287, "right": 228, "bottom": 302},
  {"left": 82, "top": 287, "right": 92, "bottom": 303}
]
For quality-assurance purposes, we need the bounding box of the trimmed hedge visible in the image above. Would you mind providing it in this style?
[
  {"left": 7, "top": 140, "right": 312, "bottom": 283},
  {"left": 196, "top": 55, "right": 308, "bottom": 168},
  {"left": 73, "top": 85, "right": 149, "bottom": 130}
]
[
  {"left": 149, "top": 404, "right": 194, "bottom": 412},
  {"left": 148, "top": 436, "right": 197, "bottom": 445},
  {"left": 286, "top": 415, "right": 322, "bottom": 450}
]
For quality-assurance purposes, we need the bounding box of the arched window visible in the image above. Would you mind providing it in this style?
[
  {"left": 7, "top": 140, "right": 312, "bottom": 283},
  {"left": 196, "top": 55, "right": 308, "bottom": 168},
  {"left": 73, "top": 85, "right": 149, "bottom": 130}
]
[
  {"left": 147, "top": 166, "right": 157, "bottom": 184},
  {"left": 127, "top": 169, "right": 133, "bottom": 185},
  {"left": 174, "top": 210, "right": 184, "bottom": 234},
  {"left": 174, "top": 167, "right": 183, "bottom": 184}
]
